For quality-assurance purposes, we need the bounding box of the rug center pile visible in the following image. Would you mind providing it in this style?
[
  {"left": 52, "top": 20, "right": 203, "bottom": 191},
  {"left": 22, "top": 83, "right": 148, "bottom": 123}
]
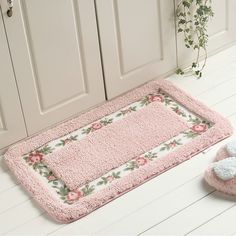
[{"left": 43, "top": 102, "right": 189, "bottom": 191}]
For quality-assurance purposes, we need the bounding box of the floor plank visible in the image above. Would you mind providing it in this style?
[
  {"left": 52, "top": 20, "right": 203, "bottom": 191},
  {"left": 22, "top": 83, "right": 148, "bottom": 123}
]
[
  {"left": 169, "top": 62, "right": 236, "bottom": 96},
  {"left": 213, "top": 94, "right": 236, "bottom": 117},
  {"left": 0, "top": 156, "right": 9, "bottom": 175},
  {"left": 197, "top": 77, "right": 236, "bottom": 107},
  {"left": 187, "top": 204, "right": 236, "bottom": 235},
  {"left": 94, "top": 176, "right": 214, "bottom": 236},
  {"left": 5, "top": 213, "right": 65, "bottom": 236},
  {"left": 0, "top": 200, "right": 44, "bottom": 235},
  {"left": 141, "top": 192, "right": 236, "bottom": 236},
  {"left": 0, "top": 171, "right": 19, "bottom": 193},
  {"left": 0, "top": 185, "right": 30, "bottom": 214},
  {"left": 229, "top": 113, "right": 236, "bottom": 127}
]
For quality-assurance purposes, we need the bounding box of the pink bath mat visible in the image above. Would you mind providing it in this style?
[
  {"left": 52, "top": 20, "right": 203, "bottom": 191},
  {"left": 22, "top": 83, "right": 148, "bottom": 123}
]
[{"left": 4, "top": 80, "right": 233, "bottom": 223}]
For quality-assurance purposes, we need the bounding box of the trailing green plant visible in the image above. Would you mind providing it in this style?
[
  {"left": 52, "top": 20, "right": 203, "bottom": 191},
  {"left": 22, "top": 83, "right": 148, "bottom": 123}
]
[{"left": 176, "top": 0, "right": 214, "bottom": 78}]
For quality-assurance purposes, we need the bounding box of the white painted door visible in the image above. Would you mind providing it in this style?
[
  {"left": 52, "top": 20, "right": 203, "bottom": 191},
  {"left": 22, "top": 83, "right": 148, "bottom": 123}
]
[
  {"left": 0, "top": 0, "right": 105, "bottom": 135},
  {"left": 177, "top": 0, "right": 236, "bottom": 67},
  {"left": 96, "top": 0, "right": 177, "bottom": 99},
  {"left": 0, "top": 13, "right": 26, "bottom": 150}
]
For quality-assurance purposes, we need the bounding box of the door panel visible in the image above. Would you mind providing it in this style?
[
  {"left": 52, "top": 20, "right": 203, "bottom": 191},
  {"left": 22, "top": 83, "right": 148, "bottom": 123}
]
[
  {"left": 177, "top": 0, "right": 236, "bottom": 67},
  {"left": 0, "top": 14, "right": 26, "bottom": 149},
  {"left": 1, "top": 0, "right": 105, "bottom": 135},
  {"left": 96, "top": 0, "right": 177, "bottom": 99}
]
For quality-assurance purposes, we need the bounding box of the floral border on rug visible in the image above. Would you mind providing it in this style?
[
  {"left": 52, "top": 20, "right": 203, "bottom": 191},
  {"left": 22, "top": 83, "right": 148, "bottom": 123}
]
[{"left": 22, "top": 90, "right": 213, "bottom": 204}]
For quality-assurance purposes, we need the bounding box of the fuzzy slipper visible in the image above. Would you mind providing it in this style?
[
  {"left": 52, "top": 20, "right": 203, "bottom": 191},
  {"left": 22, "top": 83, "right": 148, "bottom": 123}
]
[{"left": 204, "top": 141, "right": 236, "bottom": 196}]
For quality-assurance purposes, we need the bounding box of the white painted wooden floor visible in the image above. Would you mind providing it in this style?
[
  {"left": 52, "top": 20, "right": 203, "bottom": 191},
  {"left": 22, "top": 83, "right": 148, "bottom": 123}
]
[{"left": 1, "top": 45, "right": 236, "bottom": 235}]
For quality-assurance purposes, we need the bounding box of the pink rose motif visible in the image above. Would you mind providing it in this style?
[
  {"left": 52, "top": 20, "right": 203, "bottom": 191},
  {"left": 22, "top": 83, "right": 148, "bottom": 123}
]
[
  {"left": 136, "top": 157, "right": 148, "bottom": 166},
  {"left": 67, "top": 190, "right": 83, "bottom": 202},
  {"left": 106, "top": 175, "right": 114, "bottom": 182},
  {"left": 169, "top": 142, "right": 177, "bottom": 148},
  {"left": 91, "top": 122, "right": 103, "bottom": 130},
  {"left": 148, "top": 95, "right": 164, "bottom": 103},
  {"left": 64, "top": 138, "right": 72, "bottom": 144},
  {"left": 67, "top": 192, "right": 79, "bottom": 201},
  {"left": 123, "top": 109, "right": 132, "bottom": 114},
  {"left": 47, "top": 175, "right": 56, "bottom": 181},
  {"left": 28, "top": 151, "right": 43, "bottom": 164},
  {"left": 76, "top": 191, "right": 83, "bottom": 199},
  {"left": 191, "top": 124, "right": 207, "bottom": 133},
  {"left": 175, "top": 108, "right": 184, "bottom": 115}
]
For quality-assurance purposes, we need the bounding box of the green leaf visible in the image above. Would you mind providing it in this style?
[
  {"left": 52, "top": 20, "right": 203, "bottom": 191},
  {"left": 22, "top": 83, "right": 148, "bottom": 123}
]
[
  {"left": 179, "top": 19, "right": 186, "bottom": 25},
  {"left": 192, "top": 62, "right": 197, "bottom": 68},
  {"left": 183, "top": 1, "right": 191, "bottom": 8},
  {"left": 160, "top": 147, "right": 166, "bottom": 151},
  {"left": 176, "top": 68, "right": 184, "bottom": 75},
  {"left": 59, "top": 187, "right": 69, "bottom": 196}
]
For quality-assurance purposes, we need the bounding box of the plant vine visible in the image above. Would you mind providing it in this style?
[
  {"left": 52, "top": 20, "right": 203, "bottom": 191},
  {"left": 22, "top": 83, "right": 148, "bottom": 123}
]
[{"left": 176, "top": 0, "right": 214, "bottom": 78}]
